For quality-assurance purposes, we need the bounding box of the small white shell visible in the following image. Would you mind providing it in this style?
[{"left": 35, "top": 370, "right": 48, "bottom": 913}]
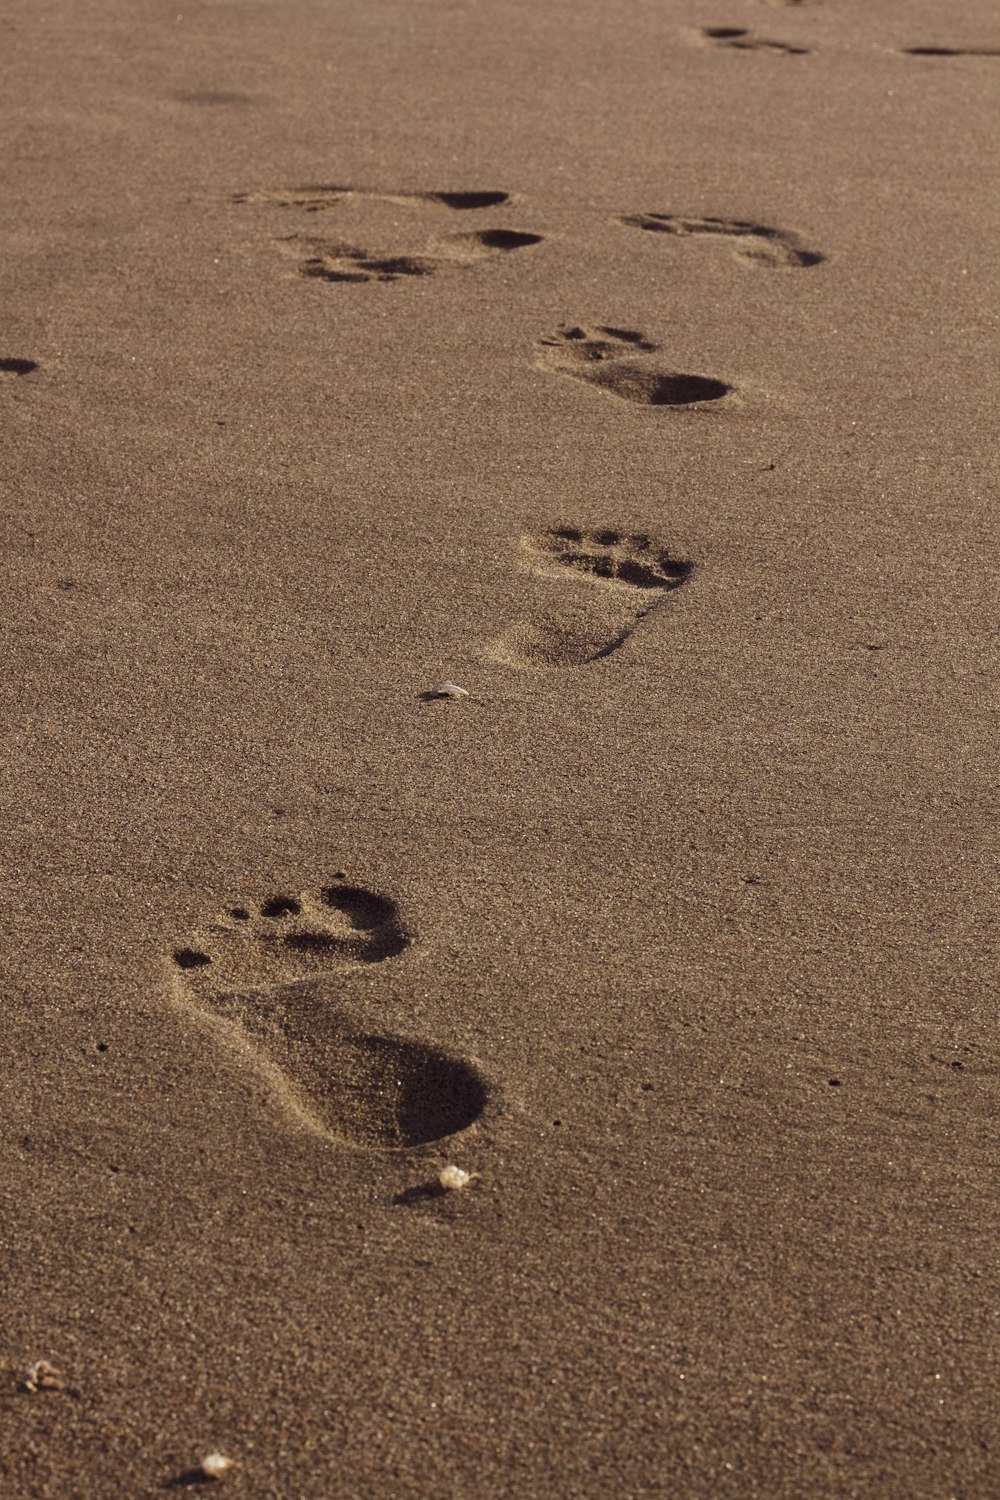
[
  {"left": 200, "top": 1453, "right": 237, "bottom": 1480},
  {"left": 427, "top": 682, "right": 469, "bottom": 699},
  {"left": 22, "top": 1360, "right": 64, "bottom": 1393},
  {"left": 439, "top": 1164, "right": 476, "bottom": 1191}
]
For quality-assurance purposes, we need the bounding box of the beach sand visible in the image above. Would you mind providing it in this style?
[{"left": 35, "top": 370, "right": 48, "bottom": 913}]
[{"left": 2, "top": 0, "right": 998, "bottom": 1493}]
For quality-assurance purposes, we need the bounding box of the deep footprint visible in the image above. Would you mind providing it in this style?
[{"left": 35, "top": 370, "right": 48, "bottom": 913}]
[
  {"left": 618, "top": 212, "right": 823, "bottom": 269},
  {"left": 279, "top": 228, "right": 542, "bottom": 283},
  {"left": 171, "top": 880, "right": 487, "bottom": 1147},
  {"left": 489, "top": 528, "right": 693, "bottom": 668},
  {"left": 536, "top": 324, "right": 731, "bottom": 408},
  {"left": 696, "top": 26, "right": 809, "bottom": 53},
  {"left": 234, "top": 185, "right": 513, "bottom": 212}
]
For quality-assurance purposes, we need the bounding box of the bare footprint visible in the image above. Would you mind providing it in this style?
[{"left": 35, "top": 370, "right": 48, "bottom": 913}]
[
  {"left": 234, "top": 185, "right": 513, "bottom": 212},
  {"left": 618, "top": 213, "right": 823, "bottom": 269},
  {"left": 171, "top": 880, "right": 487, "bottom": 1148},
  {"left": 536, "top": 324, "right": 731, "bottom": 408},
  {"left": 694, "top": 26, "right": 810, "bottom": 53},
  {"left": 278, "top": 228, "right": 542, "bottom": 284},
  {"left": 489, "top": 528, "right": 693, "bottom": 668}
]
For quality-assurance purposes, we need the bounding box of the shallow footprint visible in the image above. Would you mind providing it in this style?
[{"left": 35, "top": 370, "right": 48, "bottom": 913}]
[
  {"left": 536, "top": 324, "right": 731, "bottom": 408},
  {"left": 279, "top": 228, "right": 541, "bottom": 283},
  {"left": 618, "top": 212, "right": 823, "bottom": 269},
  {"left": 489, "top": 528, "right": 693, "bottom": 668},
  {"left": 171, "top": 880, "right": 487, "bottom": 1148},
  {"left": 695, "top": 26, "right": 809, "bottom": 53}
]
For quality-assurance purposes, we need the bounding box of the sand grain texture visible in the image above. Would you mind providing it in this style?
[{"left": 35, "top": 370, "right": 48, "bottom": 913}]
[{"left": 1, "top": 0, "right": 998, "bottom": 1495}]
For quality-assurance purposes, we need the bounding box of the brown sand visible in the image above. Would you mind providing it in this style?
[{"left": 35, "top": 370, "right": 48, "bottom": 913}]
[{"left": 2, "top": 0, "right": 998, "bottom": 1493}]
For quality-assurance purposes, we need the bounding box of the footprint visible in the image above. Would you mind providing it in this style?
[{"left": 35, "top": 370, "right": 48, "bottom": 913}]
[
  {"left": 1, "top": 359, "right": 39, "bottom": 376},
  {"left": 175, "top": 91, "right": 259, "bottom": 106},
  {"left": 695, "top": 26, "right": 810, "bottom": 53},
  {"left": 898, "top": 46, "right": 1000, "bottom": 57},
  {"left": 489, "top": 528, "right": 693, "bottom": 668},
  {"left": 235, "top": 185, "right": 512, "bottom": 212},
  {"left": 278, "top": 228, "right": 542, "bottom": 284},
  {"left": 535, "top": 324, "right": 731, "bottom": 408},
  {"left": 171, "top": 880, "right": 488, "bottom": 1148},
  {"left": 618, "top": 213, "right": 823, "bottom": 269}
]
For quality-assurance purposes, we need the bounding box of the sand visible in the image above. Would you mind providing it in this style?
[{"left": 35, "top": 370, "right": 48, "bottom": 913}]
[{"left": 2, "top": 0, "right": 998, "bottom": 1493}]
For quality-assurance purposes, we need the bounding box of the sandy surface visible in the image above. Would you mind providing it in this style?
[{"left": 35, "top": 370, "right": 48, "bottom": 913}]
[{"left": 2, "top": 0, "right": 998, "bottom": 1494}]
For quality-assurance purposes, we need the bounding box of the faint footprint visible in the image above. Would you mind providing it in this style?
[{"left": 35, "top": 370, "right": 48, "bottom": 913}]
[
  {"left": 489, "top": 528, "right": 693, "bottom": 668},
  {"left": 235, "top": 185, "right": 513, "bottom": 212},
  {"left": 618, "top": 212, "right": 823, "bottom": 269},
  {"left": 171, "top": 880, "right": 488, "bottom": 1148},
  {"left": 536, "top": 324, "right": 731, "bottom": 408},
  {"left": 695, "top": 26, "right": 810, "bottom": 53},
  {"left": 175, "top": 91, "right": 259, "bottom": 106},
  {"left": 278, "top": 228, "right": 542, "bottom": 283}
]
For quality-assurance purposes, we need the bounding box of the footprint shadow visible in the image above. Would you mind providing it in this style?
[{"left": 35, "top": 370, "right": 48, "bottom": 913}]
[
  {"left": 489, "top": 528, "right": 693, "bottom": 668},
  {"left": 172, "top": 880, "right": 488, "bottom": 1148}
]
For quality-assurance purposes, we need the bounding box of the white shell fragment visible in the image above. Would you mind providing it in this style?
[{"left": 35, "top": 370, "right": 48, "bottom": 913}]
[
  {"left": 22, "top": 1360, "right": 65, "bottom": 1393},
  {"left": 439, "top": 1164, "right": 477, "bottom": 1192},
  {"left": 427, "top": 682, "right": 469, "bottom": 699},
  {"left": 200, "top": 1453, "right": 237, "bottom": 1480}
]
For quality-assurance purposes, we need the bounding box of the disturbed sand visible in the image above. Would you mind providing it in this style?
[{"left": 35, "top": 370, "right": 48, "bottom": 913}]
[{"left": 2, "top": 0, "right": 998, "bottom": 1494}]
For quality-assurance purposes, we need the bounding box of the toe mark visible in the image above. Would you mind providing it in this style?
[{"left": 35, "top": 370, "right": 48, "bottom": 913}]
[
  {"left": 173, "top": 947, "right": 212, "bottom": 969},
  {"left": 261, "top": 895, "right": 302, "bottom": 918},
  {"left": 321, "top": 884, "right": 397, "bottom": 929}
]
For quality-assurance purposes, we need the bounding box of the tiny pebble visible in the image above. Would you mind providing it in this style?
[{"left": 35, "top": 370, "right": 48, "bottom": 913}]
[{"left": 200, "top": 1453, "right": 237, "bottom": 1480}]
